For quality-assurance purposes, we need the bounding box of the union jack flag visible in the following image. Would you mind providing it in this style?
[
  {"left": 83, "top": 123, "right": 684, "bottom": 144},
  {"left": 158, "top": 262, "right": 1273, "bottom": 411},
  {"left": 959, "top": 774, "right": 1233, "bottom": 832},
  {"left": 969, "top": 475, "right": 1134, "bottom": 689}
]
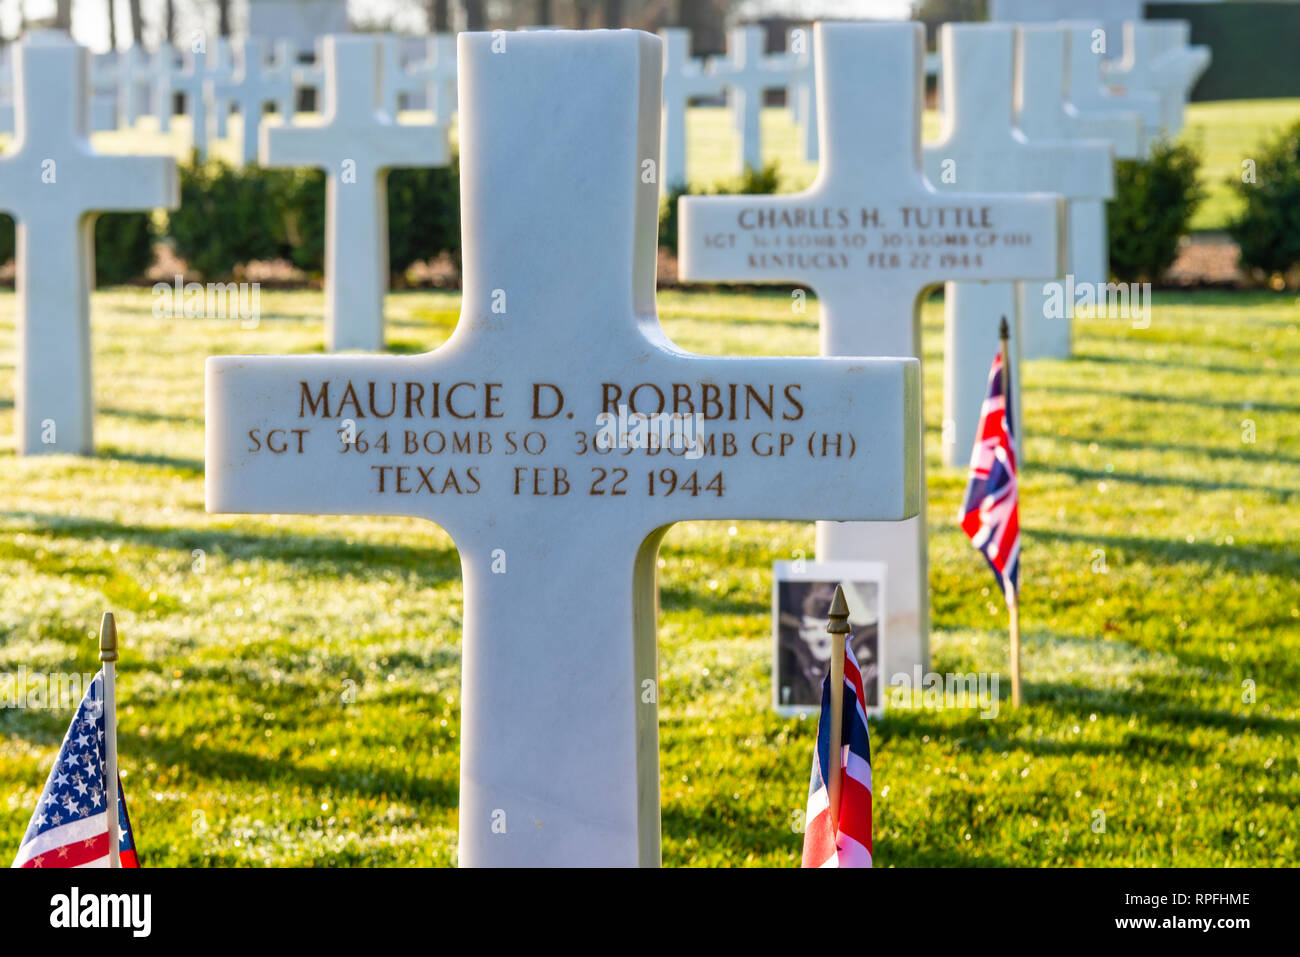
[
  {"left": 960, "top": 347, "right": 1020, "bottom": 604},
  {"left": 12, "top": 670, "right": 138, "bottom": 868},
  {"left": 801, "top": 636, "right": 872, "bottom": 868}
]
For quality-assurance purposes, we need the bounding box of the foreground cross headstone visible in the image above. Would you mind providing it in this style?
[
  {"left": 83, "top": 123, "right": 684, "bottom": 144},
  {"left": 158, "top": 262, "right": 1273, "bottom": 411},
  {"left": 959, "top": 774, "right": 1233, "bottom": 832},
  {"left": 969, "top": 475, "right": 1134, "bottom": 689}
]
[
  {"left": 679, "top": 21, "right": 1060, "bottom": 681},
  {"left": 261, "top": 35, "right": 448, "bottom": 352},
  {"left": 0, "top": 32, "right": 178, "bottom": 455},
  {"left": 208, "top": 28, "right": 921, "bottom": 867},
  {"left": 659, "top": 27, "right": 723, "bottom": 192},
  {"left": 924, "top": 23, "right": 1110, "bottom": 464},
  {"left": 1016, "top": 23, "right": 1142, "bottom": 361}
]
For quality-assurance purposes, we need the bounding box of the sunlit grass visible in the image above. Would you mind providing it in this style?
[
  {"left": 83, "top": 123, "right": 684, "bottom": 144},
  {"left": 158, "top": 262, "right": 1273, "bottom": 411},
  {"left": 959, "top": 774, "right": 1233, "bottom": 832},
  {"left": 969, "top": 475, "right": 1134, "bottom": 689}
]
[{"left": 0, "top": 285, "right": 1296, "bottom": 866}]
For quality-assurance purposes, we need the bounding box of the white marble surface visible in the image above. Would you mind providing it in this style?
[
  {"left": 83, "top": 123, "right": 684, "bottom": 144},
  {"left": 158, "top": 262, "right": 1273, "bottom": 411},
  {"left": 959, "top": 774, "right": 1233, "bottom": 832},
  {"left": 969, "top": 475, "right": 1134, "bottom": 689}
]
[
  {"left": 924, "top": 23, "right": 1111, "bottom": 463},
  {"left": 260, "top": 35, "right": 448, "bottom": 352},
  {"left": 0, "top": 33, "right": 178, "bottom": 456},
  {"left": 208, "top": 28, "right": 921, "bottom": 867},
  {"left": 678, "top": 21, "right": 1061, "bottom": 685}
]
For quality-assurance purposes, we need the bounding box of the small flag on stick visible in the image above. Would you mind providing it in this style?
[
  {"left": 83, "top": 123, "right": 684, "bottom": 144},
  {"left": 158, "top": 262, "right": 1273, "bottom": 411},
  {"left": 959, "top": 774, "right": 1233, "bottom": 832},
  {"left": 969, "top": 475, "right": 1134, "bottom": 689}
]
[
  {"left": 959, "top": 317, "right": 1022, "bottom": 706},
  {"left": 12, "top": 613, "right": 139, "bottom": 868},
  {"left": 801, "top": 585, "right": 873, "bottom": 868}
]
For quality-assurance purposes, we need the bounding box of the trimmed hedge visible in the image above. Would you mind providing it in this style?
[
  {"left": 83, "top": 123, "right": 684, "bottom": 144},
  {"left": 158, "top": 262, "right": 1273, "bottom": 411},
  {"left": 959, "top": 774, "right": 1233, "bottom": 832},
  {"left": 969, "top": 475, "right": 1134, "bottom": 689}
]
[
  {"left": 1229, "top": 118, "right": 1300, "bottom": 281},
  {"left": 658, "top": 161, "right": 782, "bottom": 256},
  {"left": 1108, "top": 139, "right": 1204, "bottom": 283},
  {"left": 163, "top": 155, "right": 462, "bottom": 281},
  {"left": 0, "top": 211, "right": 157, "bottom": 285}
]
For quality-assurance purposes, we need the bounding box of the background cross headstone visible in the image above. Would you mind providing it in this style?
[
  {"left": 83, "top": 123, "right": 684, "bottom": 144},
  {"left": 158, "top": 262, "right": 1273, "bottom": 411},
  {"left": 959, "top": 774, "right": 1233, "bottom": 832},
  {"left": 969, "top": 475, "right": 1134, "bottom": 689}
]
[
  {"left": 260, "top": 34, "right": 449, "bottom": 352},
  {"left": 1065, "top": 20, "right": 1162, "bottom": 155},
  {"left": 658, "top": 27, "right": 723, "bottom": 192},
  {"left": 711, "top": 25, "right": 795, "bottom": 176},
  {"left": 924, "top": 22, "right": 1111, "bottom": 465},
  {"left": 207, "top": 28, "right": 922, "bottom": 867},
  {"left": 209, "top": 37, "right": 294, "bottom": 165},
  {"left": 1016, "top": 23, "right": 1142, "bottom": 361},
  {"left": 1104, "top": 20, "right": 1210, "bottom": 138},
  {"left": 0, "top": 32, "right": 178, "bottom": 456},
  {"left": 678, "top": 21, "right": 1061, "bottom": 682}
]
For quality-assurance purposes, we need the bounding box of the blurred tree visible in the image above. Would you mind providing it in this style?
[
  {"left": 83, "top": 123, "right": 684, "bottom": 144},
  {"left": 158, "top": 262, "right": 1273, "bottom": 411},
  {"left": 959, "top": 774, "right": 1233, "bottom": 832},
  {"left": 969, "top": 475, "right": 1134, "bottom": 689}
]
[
  {"left": 55, "top": 0, "right": 72, "bottom": 30},
  {"left": 604, "top": 0, "right": 621, "bottom": 27},
  {"left": 537, "top": 0, "right": 551, "bottom": 23},
  {"left": 217, "top": 0, "right": 231, "bottom": 36},
  {"left": 129, "top": 0, "right": 144, "bottom": 44},
  {"left": 107, "top": 0, "right": 118, "bottom": 48},
  {"left": 428, "top": 0, "right": 450, "bottom": 31},
  {"left": 464, "top": 0, "right": 485, "bottom": 29},
  {"left": 914, "top": 0, "right": 987, "bottom": 48}
]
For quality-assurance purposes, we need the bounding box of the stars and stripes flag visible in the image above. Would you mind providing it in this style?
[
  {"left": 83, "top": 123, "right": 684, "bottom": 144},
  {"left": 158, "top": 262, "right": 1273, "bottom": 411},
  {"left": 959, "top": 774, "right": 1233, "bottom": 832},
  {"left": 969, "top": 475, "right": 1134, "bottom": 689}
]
[
  {"left": 12, "top": 670, "right": 138, "bottom": 868},
  {"left": 801, "top": 636, "right": 872, "bottom": 868},
  {"left": 959, "top": 346, "right": 1020, "bottom": 605}
]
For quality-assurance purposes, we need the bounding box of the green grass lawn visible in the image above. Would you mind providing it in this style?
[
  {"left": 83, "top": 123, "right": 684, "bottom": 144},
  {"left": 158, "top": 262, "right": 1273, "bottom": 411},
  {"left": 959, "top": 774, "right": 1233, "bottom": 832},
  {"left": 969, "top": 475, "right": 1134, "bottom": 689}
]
[
  {"left": 0, "top": 286, "right": 1296, "bottom": 866},
  {"left": 75, "top": 96, "right": 1300, "bottom": 236}
]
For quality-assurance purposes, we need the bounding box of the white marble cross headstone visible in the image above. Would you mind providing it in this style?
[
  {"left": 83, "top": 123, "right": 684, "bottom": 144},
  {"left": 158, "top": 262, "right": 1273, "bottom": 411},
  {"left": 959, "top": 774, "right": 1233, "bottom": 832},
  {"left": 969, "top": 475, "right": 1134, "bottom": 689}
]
[
  {"left": 209, "top": 37, "right": 294, "bottom": 165},
  {"left": 786, "top": 26, "right": 819, "bottom": 164},
  {"left": 207, "top": 28, "right": 921, "bottom": 867},
  {"left": 658, "top": 27, "right": 723, "bottom": 192},
  {"left": 260, "top": 35, "right": 448, "bottom": 353},
  {"left": 1016, "top": 23, "right": 1142, "bottom": 360},
  {"left": 679, "top": 21, "right": 1060, "bottom": 683},
  {"left": 711, "top": 25, "right": 795, "bottom": 176},
  {"left": 924, "top": 23, "right": 1111, "bottom": 465},
  {"left": 407, "top": 34, "right": 458, "bottom": 126},
  {"left": 381, "top": 34, "right": 427, "bottom": 116},
  {"left": 1065, "top": 21, "right": 1162, "bottom": 154},
  {"left": 0, "top": 32, "right": 178, "bottom": 456},
  {"left": 115, "top": 45, "right": 154, "bottom": 129},
  {"left": 159, "top": 41, "right": 229, "bottom": 157},
  {"left": 1104, "top": 21, "right": 1210, "bottom": 138}
]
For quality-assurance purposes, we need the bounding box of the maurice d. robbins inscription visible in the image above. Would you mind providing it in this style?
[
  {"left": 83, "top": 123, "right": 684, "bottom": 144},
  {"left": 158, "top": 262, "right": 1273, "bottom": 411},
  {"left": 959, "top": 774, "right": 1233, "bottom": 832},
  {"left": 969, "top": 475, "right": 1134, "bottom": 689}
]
[{"left": 240, "top": 374, "right": 858, "bottom": 504}]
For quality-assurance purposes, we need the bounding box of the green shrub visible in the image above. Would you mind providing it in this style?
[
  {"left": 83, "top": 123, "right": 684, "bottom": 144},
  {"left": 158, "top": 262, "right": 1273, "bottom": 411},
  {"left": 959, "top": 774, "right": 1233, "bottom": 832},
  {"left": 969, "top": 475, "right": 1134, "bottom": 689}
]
[
  {"left": 658, "top": 161, "right": 782, "bottom": 256},
  {"left": 1228, "top": 118, "right": 1300, "bottom": 280},
  {"left": 387, "top": 156, "right": 461, "bottom": 279},
  {"left": 166, "top": 153, "right": 281, "bottom": 280},
  {"left": 0, "top": 214, "right": 13, "bottom": 268},
  {"left": 94, "top": 212, "right": 157, "bottom": 285},
  {"left": 266, "top": 167, "right": 326, "bottom": 275},
  {"left": 0, "top": 212, "right": 154, "bottom": 284},
  {"left": 1107, "top": 139, "right": 1204, "bottom": 283}
]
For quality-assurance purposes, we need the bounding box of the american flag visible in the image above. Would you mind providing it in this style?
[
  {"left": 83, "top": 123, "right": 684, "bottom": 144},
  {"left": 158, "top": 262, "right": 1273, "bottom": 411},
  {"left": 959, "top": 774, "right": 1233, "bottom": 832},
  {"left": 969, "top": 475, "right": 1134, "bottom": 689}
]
[
  {"left": 12, "top": 670, "right": 138, "bottom": 868},
  {"left": 959, "top": 347, "right": 1020, "bottom": 604},
  {"left": 801, "top": 636, "right": 872, "bottom": 868}
]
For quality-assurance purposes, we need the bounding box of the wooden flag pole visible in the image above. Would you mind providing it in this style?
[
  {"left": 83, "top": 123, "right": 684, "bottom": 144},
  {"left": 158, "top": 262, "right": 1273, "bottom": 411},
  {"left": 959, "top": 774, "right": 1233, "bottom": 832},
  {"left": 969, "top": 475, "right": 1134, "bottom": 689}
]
[
  {"left": 999, "top": 317, "right": 1022, "bottom": 708},
  {"left": 99, "top": 612, "right": 121, "bottom": 868},
  {"left": 826, "top": 585, "right": 850, "bottom": 832}
]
